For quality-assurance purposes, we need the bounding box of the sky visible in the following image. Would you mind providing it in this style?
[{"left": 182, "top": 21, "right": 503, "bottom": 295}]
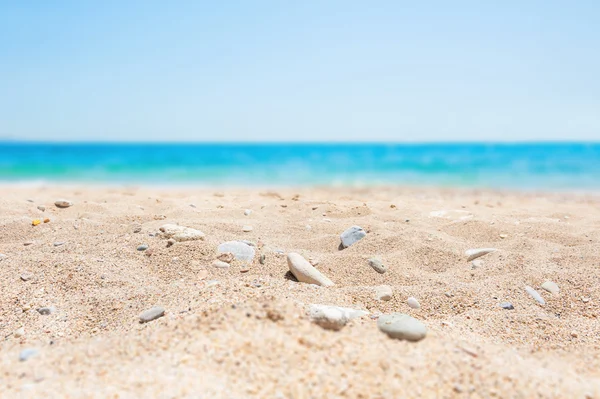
[{"left": 1, "top": 1, "right": 599, "bottom": 142}]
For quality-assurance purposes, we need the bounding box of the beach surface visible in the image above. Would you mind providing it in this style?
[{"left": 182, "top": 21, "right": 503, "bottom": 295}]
[{"left": 1, "top": 185, "right": 599, "bottom": 398}]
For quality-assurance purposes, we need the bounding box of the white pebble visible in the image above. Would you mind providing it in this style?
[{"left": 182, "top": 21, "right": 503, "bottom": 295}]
[
  {"left": 525, "top": 286, "right": 545, "bottom": 305},
  {"left": 309, "top": 305, "right": 368, "bottom": 331},
  {"left": 407, "top": 297, "right": 421, "bottom": 309},
  {"left": 465, "top": 248, "right": 497, "bottom": 261},
  {"left": 242, "top": 225, "right": 253, "bottom": 232},
  {"left": 244, "top": 209, "right": 252, "bottom": 216},
  {"left": 287, "top": 253, "right": 334, "bottom": 287},
  {"left": 541, "top": 281, "right": 559, "bottom": 295},
  {"left": 159, "top": 224, "right": 205, "bottom": 242},
  {"left": 54, "top": 199, "right": 73, "bottom": 208},
  {"left": 375, "top": 285, "right": 393, "bottom": 301}
]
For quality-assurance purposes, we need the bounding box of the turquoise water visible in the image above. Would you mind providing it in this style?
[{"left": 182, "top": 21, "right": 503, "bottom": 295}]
[{"left": 0, "top": 142, "right": 598, "bottom": 189}]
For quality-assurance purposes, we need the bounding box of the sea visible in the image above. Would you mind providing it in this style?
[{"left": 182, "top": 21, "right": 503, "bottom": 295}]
[{"left": 0, "top": 142, "right": 598, "bottom": 190}]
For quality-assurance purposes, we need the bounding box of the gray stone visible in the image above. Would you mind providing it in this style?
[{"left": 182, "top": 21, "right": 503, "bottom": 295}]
[
  {"left": 465, "top": 248, "right": 497, "bottom": 261},
  {"left": 37, "top": 205, "right": 46, "bottom": 212},
  {"left": 368, "top": 258, "right": 387, "bottom": 274},
  {"left": 53, "top": 242, "right": 65, "bottom": 247},
  {"left": 377, "top": 313, "right": 427, "bottom": 342},
  {"left": 139, "top": 306, "right": 165, "bottom": 323},
  {"left": 375, "top": 285, "right": 393, "bottom": 301},
  {"left": 407, "top": 297, "right": 421, "bottom": 309},
  {"left": 212, "top": 260, "right": 231, "bottom": 269},
  {"left": 218, "top": 241, "right": 255, "bottom": 262},
  {"left": 137, "top": 244, "right": 148, "bottom": 251},
  {"left": 340, "top": 226, "right": 366, "bottom": 248},
  {"left": 525, "top": 286, "right": 545, "bottom": 305},
  {"left": 37, "top": 307, "right": 55, "bottom": 315},
  {"left": 54, "top": 199, "right": 73, "bottom": 208},
  {"left": 541, "top": 281, "right": 559, "bottom": 295},
  {"left": 309, "top": 304, "right": 369, "bottom": 331},
  {"left": 500, "top": 302, "right": 514, "bottom": 310},
  {"left": 19, "top": 348, "right": 38, "bottom": 361}
]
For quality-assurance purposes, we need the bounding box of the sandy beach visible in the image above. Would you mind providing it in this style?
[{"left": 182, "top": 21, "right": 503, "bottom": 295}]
[{"left": 1, "top": 185, "right": 599, "bottom": 398}]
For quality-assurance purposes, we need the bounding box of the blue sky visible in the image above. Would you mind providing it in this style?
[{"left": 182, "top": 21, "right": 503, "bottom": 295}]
[{"left": 1, "top": 1, "right": 598, "bottom": 142}]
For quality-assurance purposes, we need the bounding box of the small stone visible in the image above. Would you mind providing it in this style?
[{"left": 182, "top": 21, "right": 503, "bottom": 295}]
[
  {"left": 137, "top": 244, "right": 148, "bottom": 251},
  {"left": 27, "top": 199, "right": 34, "bottom": 203},
  {"left": 368, "top": 258, "right": 387, "bottom": 274},
  {"left": 54, "top": 199, "right": 73, "bottom": 208},
  {"left": 287, "top": 253, "right": 334, "bottom": 287},
  {"left": 471, "top": 259, "right": 484, "bottom": 268},
  {"left": 259, "top": 254, "right": 266, "bottom": 265},
  {"left": 217, "top": 252, "right": 235, "bottom": 263},
  {"left": 375, "top": 285, "right": 393, "bottom": 301},
  {"left": 53, "top": 242, "right": 65, "bottom": 247},
  {"left": 37, "top": 307, "right": 56, "bottom": 315},
  {"left": 132, "top": 224, "right": 142, "bottom": 233},
  {"left": 499, "top": 234, "right": 508, "bottom": 239},
  {"left": 139, "top": 306, "right": 165, "bottom": 323},
  {"left": 309, "top": 304, "right": 369, "bottom": 331},
  {"left": 32, "top": 219, "right": 41, "bottom": 226},
  {"left": 159, "top": 224, "right": 205, "bottom": 242},
  {"left": 212, "top": 260, "right": 230, "bottom": 269},
  {"left": 541, "top": 281, "right": 559, "bottom": 295},
  {"left": 14, "top": 327, "right": 25, "bottom": 338},
  {"left": 189, "top": 204, "right": 197, "bottom": 208},
  {"left": 23, "top": 241, "right": 34, "bottom": 246},
  {"left": 340, "top": 226, "right": 366, "bottom": 248},
  {"left": 571, "top": 331, "right": 578, "bottom": 338},
  {"left": 499, "top": 302, "right": 514, "bottom": 310},
  {"left": 465, "top": 248, "right": 497, "bottom": 261},
  {"left": 526, "top": 286, "right": 545, "bottom": 305},
  {"left": 582, "top": 297, "right": 590, "bottom": 303},
  {"left": 377, "top": 313, "right": 427, "bottom": 342},
  {"left": 407, "top": 297, "right": 420, "bottom": 309},
  {"left": 240, "top": 264, "right": 250, "bottom": 273},
  {"left": 218, "top": 241, "right": 255, "bottom": 262},
  {"left": 242, "top": 225, "right": 253, "bottom": 232},
  {"left": 19, "top": 348, "right": 38, "bottom": 361},
  {"left": 20, "top": 272, "right": 34, "bottom": 281},
  {"left": 244, "top": 209, "right": 252, "bottom": 216},
  {"left": 166, "top": 238, "right": 176, "bottom": 248},
  {"left": 43, "top": 218, "right": 50, "bottom": 223}
]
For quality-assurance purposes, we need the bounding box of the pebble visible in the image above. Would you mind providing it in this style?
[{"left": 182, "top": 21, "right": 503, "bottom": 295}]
[
  {"left": 465, "top": 248, "right": 497, "bottom": 261},
  {"left": 32, "top": 219, "right": 41, "bottom": 226},
  {"left": 23, "top": 241, "right": 34, "bottom": 246},
  {"left": 218, "top": 241, "right": 255, "bottom": 262},
  {"left": 54, "top": 199, "right": 73, "bottom": 208},
  {"left": 212, "top": 260, "right": 231, "bottom": 269},
  {"left": 471, "top": 260, "right": 484, "bottom": 268},
  {"left": 132, "top": 224, "right": 142, "bottom": 233},
  {"left": 166, "top": 238, "right": 176, "bottom": 248},
  {"left": 189, "top": 204, "right": 197, "bottom": 208},
  {"left": 287, "top": 252, "right": 334, "bottom": 287},
  {"left": 19, "top": 348, "right": 38, "bottom": 362},
  {"left": 242, "top": 225, "right": 253, "bottom": 232},
  {"left": 37, "top": 307, "right": 55, "bottom": 315},
  {"left": 259, "top": 254, "right": 266, "bottom": 265},
  {"left": 375, "top": 285, "right": 393, "bottom": 301},
  {"left": 525, "top": 286, "right": 545, "bottom": 305},
  {"left": 407, "top": 297, "right": 421, "bottom": 309},
  {"left": 340, "top": 226, "right": 366, "bottom": 248},
  {"left": 37, "top": 205, "right": 46, "bottom": 211},
  {"left": 377, "top": 313, "right": 427, "bottom": 342},
  {"left": 244, "top": 209, "right": 252, "bottom": 216},
  {"left": 541, "top": 281, "right": 559, "bottom": 295},
  {"left": 368, "top": 258, "right": 387, "bottom": 274},
  {"left": 309, "top": 304, "right": 369, "bottom": 331},
  {"left": 139, "top": 306, "right": 165, "bottom": 323},
  {"left": 27, "top": 199, "right": 34, "bottom": 203},
  {"left": 500, "top": 302, "right": 514, "bottom": 310},
  {"left": 14, "top": 327, "right": 25, "bottom": 338},
  {"left": 53, "top": 242, "right": 65, "bottom": 247},
  {"left": 499, "top": 234, "right": 508, "bottom": 239},
  {"left": 159, "top": 224, "right": 205, "bottom": 242},
  {"left": 20, "top": 272, "right": 34, "bottom": 281},
  {"left": 137, "top": 244, "right": 148, "bottom": 251}
]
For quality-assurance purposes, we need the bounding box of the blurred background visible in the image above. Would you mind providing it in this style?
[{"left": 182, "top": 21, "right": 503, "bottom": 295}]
[{"left": 1, "top": 1, "right": 598, "bottom": 188}]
